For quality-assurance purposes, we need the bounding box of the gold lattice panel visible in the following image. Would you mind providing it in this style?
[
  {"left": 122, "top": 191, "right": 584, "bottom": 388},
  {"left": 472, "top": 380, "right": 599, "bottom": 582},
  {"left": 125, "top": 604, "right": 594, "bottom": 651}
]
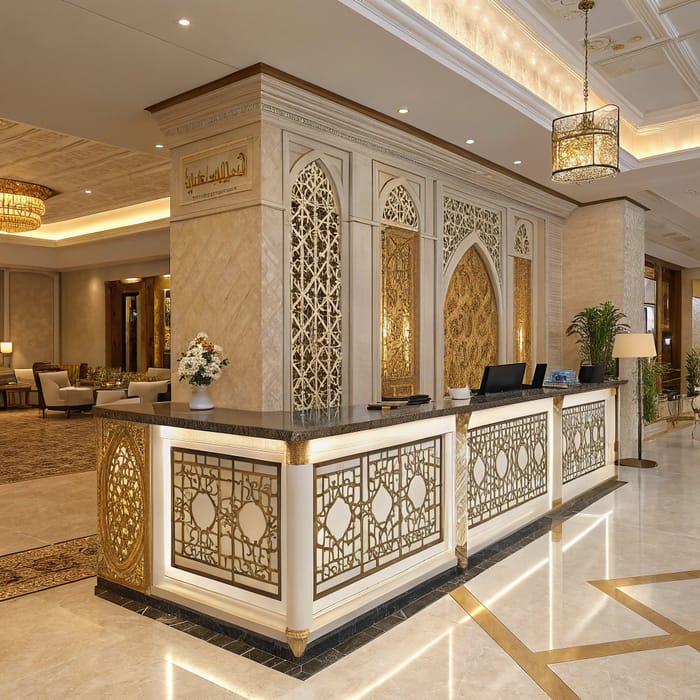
[
  {"left": 382, "top": 184, "right": 419, "bottom": 230},
  {"left": 443, "top": 196, "right": 502, "bottom": 280},
  {"left": 444, "top": 247, "right": 498, "bottom": 390},
  {"left": 562, "top": 401, "right": 606, "bottom": 483},
  {"left": 381, "top": 226, "right": 419, "bottom": 397},
  {"left": 97, "top": 419, "right": 150, "bottom": 592},
  {"left": 314, "top": 436, "right": 443, "bottom": 598},
  {"left": 171, "top": 448, "right": 281, "bottom": 599},
  {"left": 467, "top": 413, "right": 548, "bottom": 526},
  {"left": 290, "top": 160, "right": 342, "bottom": 410},
  {"left": 513, "top": 257, "right": 532, "bottom": 374}
]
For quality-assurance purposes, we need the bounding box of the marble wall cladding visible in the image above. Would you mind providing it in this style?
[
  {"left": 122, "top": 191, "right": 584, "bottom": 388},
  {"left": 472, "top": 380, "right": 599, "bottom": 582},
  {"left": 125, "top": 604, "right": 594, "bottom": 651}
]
[
  {"left": 260, "top": 206, "right": 284, "bottom": 411},
  {"left": 562, "top": 200, "right": 646, "bottom": 457},
  {"left": 693, "top": 297, "right": 700, "bottom": 348},
  {"left": 9, "top": 270, "right": 56, "bottom": 368},
  {"left": 546, "top": 219, "right": 563, "bottom": 369},
  {"left": 171, "top": 207, "right": 270, "bottom": 411}
]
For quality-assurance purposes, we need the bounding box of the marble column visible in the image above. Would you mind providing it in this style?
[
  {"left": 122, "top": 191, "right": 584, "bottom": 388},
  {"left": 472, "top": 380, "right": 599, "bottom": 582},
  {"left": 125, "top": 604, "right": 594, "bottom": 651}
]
[
  {"left": 561, "top": 199, "right": 646, "bottom": 459},
  {"left": 148, "top": 75, "right": 284, "bottom": 411}
]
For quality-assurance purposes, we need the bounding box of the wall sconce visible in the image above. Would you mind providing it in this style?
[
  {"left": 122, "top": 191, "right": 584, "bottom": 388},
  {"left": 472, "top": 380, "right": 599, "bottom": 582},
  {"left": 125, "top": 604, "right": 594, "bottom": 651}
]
[{"left": 1, "top": 341, "right": 13, "bottom": 367}]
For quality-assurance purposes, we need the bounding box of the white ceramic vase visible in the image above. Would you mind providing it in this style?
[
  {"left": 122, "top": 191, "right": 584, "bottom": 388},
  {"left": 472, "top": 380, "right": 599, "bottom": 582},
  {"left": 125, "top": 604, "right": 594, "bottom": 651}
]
[{"left": 189, "top": 385, "right": 214, "bottom": 410}]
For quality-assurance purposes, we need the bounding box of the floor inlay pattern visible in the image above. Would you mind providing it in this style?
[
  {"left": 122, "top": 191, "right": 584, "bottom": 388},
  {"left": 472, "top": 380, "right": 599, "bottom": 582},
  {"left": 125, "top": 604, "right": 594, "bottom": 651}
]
[
  {"left": 96, "top": 479, "right": 626, "bottom": 680},
  {"left": 0, "top": 409, "right": 96, "bottom": 485},
  {"left": 452, "top": 566, "right": 700, "bottom": 698},
  {"left": 0, "top": 535, "right": 97, "bottom": 601}
]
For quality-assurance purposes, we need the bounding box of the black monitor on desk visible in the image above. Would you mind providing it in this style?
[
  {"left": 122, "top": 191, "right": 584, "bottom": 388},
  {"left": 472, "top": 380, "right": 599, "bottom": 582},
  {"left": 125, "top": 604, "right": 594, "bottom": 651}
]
[
  {"left": 477, "top": 362, "right": 526, "bottom": 396},
  {"left": 522, "top": 363, "right": 547, "bottom": 389}
]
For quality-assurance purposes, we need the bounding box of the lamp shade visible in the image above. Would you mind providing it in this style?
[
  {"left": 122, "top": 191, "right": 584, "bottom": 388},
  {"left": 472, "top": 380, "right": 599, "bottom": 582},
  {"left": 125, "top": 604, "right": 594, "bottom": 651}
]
[
  {"left": 612, "top": 333, "right": 656, "bottom": 359},
  {"left": 0, "top": 341, "right": 12, "bottom": 354}
]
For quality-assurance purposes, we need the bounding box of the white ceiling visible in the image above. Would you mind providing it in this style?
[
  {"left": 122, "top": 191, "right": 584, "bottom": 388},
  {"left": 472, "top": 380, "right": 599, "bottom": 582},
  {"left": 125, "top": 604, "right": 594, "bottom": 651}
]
[{"left": 1, "top": 0, "right": 699, "bottom": 265}]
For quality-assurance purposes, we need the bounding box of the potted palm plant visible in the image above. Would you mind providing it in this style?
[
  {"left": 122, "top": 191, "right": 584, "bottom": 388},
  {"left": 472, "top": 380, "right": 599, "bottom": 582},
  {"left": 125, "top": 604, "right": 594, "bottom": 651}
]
[
  {"left": 566, "top": 301, "right": 629, "bottom": 377},
  {"left": 686, "top": 347, "right": 700, "bottom": 397}
]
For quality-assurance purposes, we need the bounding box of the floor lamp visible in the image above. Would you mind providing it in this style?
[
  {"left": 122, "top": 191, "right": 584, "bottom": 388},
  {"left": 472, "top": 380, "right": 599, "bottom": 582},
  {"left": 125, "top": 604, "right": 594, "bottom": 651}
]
[{"left": 612, "top": 332, "right": 657, "bottom": 468}]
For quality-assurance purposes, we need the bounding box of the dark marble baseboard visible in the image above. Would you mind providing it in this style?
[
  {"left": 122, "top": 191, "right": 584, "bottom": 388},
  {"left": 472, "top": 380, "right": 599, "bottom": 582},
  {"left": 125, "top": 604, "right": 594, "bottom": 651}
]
[{"left": 96, "top": 477, "right": 626, "bottom": 680}]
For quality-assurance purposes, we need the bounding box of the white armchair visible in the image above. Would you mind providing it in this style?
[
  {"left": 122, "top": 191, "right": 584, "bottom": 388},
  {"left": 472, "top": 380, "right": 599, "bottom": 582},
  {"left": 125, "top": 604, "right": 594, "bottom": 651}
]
[
  {"left": 127, "top": 380, "right": 169, "bottom": 404},
  {"left": 147, "top": 367, "right": 171, "bottom": 380},
  {"left": 37, "top": 370, "right": 94, "bottom": 417},
  {"left": 95, "top": 389, "right": 127, "bottom": 405}
]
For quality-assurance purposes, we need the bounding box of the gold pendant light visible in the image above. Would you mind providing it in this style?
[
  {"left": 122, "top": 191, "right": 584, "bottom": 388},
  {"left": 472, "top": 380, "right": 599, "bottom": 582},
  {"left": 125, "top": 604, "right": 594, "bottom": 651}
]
[
  {"left": 552, "top": 0, "right": 619, "bottom": 182},
  {"left": 0, "top": 178, "right": 55, "bottom": 233}
]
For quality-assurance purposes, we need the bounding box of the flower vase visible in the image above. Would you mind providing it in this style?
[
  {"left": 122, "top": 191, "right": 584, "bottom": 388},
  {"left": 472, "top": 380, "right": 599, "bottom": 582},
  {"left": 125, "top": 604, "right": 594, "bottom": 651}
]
[{"left": 189, "top": 385, "right": 214, "bottom": 410}]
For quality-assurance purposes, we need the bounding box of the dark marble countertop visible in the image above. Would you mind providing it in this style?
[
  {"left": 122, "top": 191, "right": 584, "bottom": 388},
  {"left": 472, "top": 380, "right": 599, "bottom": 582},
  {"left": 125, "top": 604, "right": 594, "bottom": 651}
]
[{"left": 93, "top": 381, "right": 621, "bottom": 442}]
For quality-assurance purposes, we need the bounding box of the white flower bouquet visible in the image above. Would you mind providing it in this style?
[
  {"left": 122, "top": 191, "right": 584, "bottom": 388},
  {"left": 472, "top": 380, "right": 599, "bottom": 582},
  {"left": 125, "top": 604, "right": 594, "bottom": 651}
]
[{"left": 177, "top": 332, "right": 229, "bottom": 387}]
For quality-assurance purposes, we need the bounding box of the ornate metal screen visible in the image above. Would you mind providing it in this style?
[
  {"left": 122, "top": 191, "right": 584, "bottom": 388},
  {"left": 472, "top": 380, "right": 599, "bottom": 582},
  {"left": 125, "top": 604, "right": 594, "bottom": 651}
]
[
  {"left": 290, "top": 160, "right": 342, "bottom": 410},
  {"left": 381, "top": 226, "right": 419, "bottom": 397},
  {"left": 467, "top": 413, "right": 548, "bottom": 526},
  {"left": 314, "top": 436, "right": 443, "bottom": 598},
  {"left": 171, "top": 447, "right": 281, "bottom": 599},
  {"left": 562, "top": 401, "right": 606, "bottom": 483},
  {"left": 444, "top": 247, "right": 498, "bottom": 390},
  {"left": 443, "top": 196, "right": 502, "bottom": 281},
  {"left": 97, "top": 419, "right": 150, "bottom": 592}
]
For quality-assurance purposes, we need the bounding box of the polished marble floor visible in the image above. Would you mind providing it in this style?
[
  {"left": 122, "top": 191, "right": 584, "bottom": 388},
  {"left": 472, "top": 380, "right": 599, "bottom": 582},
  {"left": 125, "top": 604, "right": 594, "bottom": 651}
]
[{"left": 0, "top": 426, "right": 698, "bottom": 698}]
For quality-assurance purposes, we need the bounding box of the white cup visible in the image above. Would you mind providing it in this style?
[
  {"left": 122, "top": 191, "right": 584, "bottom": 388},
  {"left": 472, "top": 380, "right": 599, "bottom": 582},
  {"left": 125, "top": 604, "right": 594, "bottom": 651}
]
[{"left": 448, "top": 386, "right": 471, "bottom": 400}]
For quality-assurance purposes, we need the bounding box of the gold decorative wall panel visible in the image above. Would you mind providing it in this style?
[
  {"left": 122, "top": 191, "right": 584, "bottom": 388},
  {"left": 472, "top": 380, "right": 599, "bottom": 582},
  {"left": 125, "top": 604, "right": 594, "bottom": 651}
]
[
  {"left": 562, "top": 401, "right": 606, "bottom": 483},
  {"left": 513, "top": 257, "right": 532, "bottom": 371},
  {"left": 171, "top": 447, "right": 281, "bottom": 599},
  {"left": 467, "top": 413, "right": 548, "bottom": 526},
  {"left": 314, "top": 436, "right": 443, "bottom": 598},
  {"left": 513, "top": 222, "right": 531, "bottom": 257},
  {"left": 381, "top": 226, "right": 419, "bottom": 397},
  {"left": 97, "top": 418, "right": 151, "bottom": 592},
  {"left": 443, "top": 196, "right": 502, "bottom": 280},
  {"left": 382, "top": 184, "right": 419, "bottom": 230},
  {"left": 290, "top": 160, "right": 342, "bottom": 410},
  {"left": 444, "top": 247, "right": 498, "bottom": 390}
]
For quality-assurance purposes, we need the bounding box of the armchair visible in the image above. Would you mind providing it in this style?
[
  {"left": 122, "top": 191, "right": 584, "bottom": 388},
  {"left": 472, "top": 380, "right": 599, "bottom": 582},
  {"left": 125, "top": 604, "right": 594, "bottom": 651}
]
[
  {"left": 36, "top": 370, "right": 95, "bottom": 417},
  {"left": 127, "top": 380, "right": 169, "bottom": 404}
]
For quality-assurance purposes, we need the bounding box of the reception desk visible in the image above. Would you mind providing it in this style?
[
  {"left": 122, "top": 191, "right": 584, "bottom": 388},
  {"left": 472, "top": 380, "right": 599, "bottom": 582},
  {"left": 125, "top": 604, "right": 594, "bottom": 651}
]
[{"left": 94, "top": 383, "right": 618, "bottom": 657}]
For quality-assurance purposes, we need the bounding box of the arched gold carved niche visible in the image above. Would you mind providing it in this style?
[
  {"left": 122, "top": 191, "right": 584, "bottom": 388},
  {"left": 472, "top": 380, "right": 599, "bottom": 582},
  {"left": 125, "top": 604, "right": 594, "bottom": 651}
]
[{"left": 444, "top": 247, "right": 498, "bottom": 390}]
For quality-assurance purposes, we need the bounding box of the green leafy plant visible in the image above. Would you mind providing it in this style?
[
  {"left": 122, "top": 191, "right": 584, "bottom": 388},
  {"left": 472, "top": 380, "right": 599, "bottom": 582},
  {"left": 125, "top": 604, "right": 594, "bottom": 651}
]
[
  {"left": 566, "top": 301, "right": 630, "bottom": 377},
  {"left": 642, "top": 358, "right": 670, "bottom": 424},
  {"left": 686, "top": 347, "right": 700, "bottom": 396}
]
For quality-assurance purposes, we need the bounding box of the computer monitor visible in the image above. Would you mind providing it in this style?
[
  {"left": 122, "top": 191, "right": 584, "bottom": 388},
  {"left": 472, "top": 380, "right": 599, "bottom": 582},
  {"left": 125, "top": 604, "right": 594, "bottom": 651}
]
[
  {"left": 477, "top": 362, "right": 527, "bottom": 395},
  {"left": 522, "top": 363, "right": 547, "bottom": 389}
]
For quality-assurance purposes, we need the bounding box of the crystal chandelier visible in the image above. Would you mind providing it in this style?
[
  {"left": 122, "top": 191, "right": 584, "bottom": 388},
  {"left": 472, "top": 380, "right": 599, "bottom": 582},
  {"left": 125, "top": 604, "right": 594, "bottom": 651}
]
[
  {"left": 552, "top": 0, "right": 619, "bottom": 182},
  {"left": 0, "top": 178, "right": 54, "bottom": 233}
]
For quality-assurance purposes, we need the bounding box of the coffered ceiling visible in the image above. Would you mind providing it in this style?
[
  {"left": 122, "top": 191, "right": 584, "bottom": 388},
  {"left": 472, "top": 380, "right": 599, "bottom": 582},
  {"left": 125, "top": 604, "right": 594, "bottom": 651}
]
[{"left": 0, "top": 0, "right": 699, "bottom": 265}]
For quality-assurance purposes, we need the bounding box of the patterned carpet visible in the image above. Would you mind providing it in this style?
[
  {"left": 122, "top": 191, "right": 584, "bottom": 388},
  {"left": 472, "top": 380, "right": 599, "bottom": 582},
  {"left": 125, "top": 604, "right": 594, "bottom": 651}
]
[
  {"left": 0, "top": 535, "right": 97, "bottom": 601},
  {"left": 0, "top": 409, "right": 96, "bottom": 485}
]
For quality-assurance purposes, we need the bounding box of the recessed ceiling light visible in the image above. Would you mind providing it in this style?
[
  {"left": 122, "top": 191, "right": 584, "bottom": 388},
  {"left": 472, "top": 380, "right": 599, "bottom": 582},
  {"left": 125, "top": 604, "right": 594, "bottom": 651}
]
[
  {"left": 155, "top": 144, "right": 165, "bottom": 149},
  {"left": 178, "top": 18, "right": 190, "bottom": 27},
  {"left": 513, "top": 160, "right": 522, "bottom": 165},
  {"left": 465, "top": 139, "right": 475, "bottom": 145},
  {"left": 84, "top": 189, "right": 92, "bottom": 194},
  {"left": 397, "top": 107, "right": 409, "bottom": 114}
]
